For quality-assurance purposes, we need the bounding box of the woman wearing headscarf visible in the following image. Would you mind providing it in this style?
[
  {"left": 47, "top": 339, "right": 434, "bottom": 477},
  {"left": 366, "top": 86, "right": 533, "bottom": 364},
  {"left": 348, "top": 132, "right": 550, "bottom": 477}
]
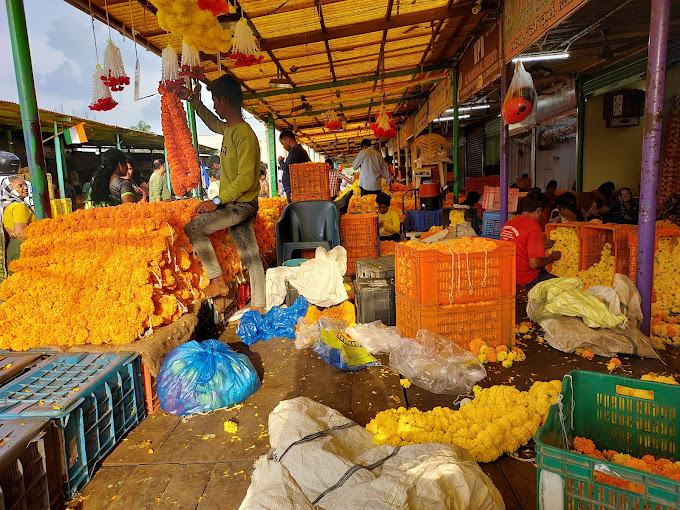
[
  {"left": 1, "top": 175, "right": 35, "bottom": 278},
  {"left": 87, "top": 148, "right": 138, "bottom": 207}
]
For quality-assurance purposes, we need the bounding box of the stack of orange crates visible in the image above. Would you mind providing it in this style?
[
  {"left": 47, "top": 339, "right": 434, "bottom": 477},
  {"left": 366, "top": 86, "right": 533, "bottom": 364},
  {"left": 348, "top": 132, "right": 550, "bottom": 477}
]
[
  {"left": 340, "top": 212, "right": 380, "bottom": 276},
  {"left": 395, "top": 240, "right": 517, "bottom": 349},
  {"left": 290, "top": 162, "right": 331, "bottom": 202}
]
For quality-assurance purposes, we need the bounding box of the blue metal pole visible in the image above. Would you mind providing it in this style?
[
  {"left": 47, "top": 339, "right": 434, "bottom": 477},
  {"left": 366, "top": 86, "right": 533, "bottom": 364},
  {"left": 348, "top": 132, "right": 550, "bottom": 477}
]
[
  {"left": 637, "top": 0, "right": 671, "bottom": 335},
  {"left": 6, "top": 0, "right": 51, "bottom": 219}
]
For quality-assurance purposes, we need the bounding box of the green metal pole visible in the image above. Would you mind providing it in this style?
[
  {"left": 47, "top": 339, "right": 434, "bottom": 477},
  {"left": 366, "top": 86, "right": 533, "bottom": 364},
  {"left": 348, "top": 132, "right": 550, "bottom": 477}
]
[
  {"left": 452, "top": 69, "right": 460, "bottom": 202},
  {"left": 576, "top": 78, "right": 585, "bottom": 192},
  {"left": 164, "top": 147, "right": 173, "bottom": 196},
  {"left": 6, "top": 130, "right": 13, "bottom": 152},
  {"left": 428, "top": 122, "right": 434, "bottom": 134},
  {"left": 186, "top": 101, "right": 202, "bottom": 198},
  {"left": 53, "top": 121, "right": 65, "bottom": 198},
  {"left": 268, "top": 113, "right": 277, "bottom": 197},
  {"left": 116, "top": 133, "right": 121, "bottom": 150},
  {"left": 6, "top": 0, "right": 50, "bottom": 219}
]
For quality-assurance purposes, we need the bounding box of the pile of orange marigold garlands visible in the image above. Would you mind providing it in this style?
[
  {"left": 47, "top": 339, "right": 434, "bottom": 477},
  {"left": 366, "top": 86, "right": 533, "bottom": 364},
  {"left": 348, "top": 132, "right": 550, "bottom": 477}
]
[
  {"left": 160, "top": 92, "right": 201, "bottom": 196},
  {"left": 0, "top": 200, "right": 288, "bottom": 351},
  {"left": 254, "top": 197, "right": 287, "bottom": 262}
]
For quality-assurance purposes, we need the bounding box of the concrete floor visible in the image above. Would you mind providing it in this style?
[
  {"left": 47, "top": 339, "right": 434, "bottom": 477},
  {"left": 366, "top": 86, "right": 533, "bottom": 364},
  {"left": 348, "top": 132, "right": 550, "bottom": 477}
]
[{"left": 67, "top": 324, "right": 679, "bottom": 510}]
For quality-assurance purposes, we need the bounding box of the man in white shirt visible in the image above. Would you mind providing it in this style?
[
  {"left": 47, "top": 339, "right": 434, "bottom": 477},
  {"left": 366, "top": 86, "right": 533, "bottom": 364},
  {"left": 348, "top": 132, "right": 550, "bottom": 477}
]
[{"left": 352, "top": 139, "right": 389, "bottom": 196}]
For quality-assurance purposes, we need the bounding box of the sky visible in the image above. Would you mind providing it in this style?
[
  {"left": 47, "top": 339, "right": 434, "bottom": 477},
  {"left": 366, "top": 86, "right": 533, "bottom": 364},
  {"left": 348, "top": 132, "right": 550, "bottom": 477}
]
[{"left": 0, "top": 0, "right": 266, "bottom": 140}]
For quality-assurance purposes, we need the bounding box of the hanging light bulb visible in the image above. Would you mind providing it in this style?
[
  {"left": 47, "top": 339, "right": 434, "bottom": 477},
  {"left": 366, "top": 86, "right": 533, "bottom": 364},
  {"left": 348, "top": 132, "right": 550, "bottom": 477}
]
[
  {"left": 325, "top": 109, "right": 343, "bottom": 131},
  {"left": 180, "top": 39, "right": 205, "bottom": 80},
  {"left": 160, "top": 45, "right": 183, "bottom": 94},
  {"left": 372, "top": 105, "right": 397, "bottom": 139},
  {"left": 89, "top": 65, "right": 117, "bottom": 111},
  {"left": 229, "top": 18, "right": 263, "bottom": 67},
  {"left": 102, "top": 39, "right": 129, "bottom": 92}
]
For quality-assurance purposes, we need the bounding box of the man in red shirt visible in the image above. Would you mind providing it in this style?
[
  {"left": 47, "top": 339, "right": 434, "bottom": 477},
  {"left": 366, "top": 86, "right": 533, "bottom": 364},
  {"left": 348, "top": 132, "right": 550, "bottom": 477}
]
[{"left": 500, "top": 191, "right": 561, "bottom": 287}]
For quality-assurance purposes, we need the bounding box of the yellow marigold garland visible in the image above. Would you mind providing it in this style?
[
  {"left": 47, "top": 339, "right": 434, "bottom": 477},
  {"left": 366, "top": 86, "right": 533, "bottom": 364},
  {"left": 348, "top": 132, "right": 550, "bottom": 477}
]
[{"left": 366, "top": 380, "right": 562, "bottom": 463}]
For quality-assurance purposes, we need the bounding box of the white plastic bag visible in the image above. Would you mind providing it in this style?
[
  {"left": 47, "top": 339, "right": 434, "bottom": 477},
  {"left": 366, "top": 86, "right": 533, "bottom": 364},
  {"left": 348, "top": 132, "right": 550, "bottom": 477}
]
[
  {"left": 502, "top": 61, "right": 537, "bottom": 125},
  {"left": 389, "top": 330, "right": 486, "bottom": 396},
  {"left": 345, "top": 321, "right": 403, "bottom": 354},
  {"left": 294, "top": 317, "right": 320, "bottom": 350}
]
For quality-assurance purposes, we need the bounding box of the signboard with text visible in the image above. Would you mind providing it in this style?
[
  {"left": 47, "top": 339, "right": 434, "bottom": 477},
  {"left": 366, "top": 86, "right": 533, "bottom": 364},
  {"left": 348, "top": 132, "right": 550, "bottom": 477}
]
[
  {"left": 428, "top": 71, "right": 454, "bottom": 122},
  {"left": 414, "top": 102, "right": 429, "bottom": 136},
  {"left": 503, "top": 0, "right": 589, "bottom": 62},
  {"left": 458, "top": 21, "right": 502, "bottom": 103}
]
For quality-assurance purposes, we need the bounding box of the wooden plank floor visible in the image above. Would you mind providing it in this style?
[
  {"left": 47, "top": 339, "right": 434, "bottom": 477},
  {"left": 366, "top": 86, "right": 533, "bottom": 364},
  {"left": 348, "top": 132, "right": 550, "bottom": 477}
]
[{"left": 69, "top": 323, "right": 680, "bottom": 510}]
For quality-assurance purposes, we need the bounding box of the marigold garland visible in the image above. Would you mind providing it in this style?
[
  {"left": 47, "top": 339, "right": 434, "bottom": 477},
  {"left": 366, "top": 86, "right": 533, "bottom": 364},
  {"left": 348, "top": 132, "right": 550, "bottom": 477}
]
[
  {"left": 161, "top": 92, "right": 201, "bottom": 196},
  {"left": 366, "top": 380, "right": 563, "bottom": 463},
  {"left": 0, "top": 198, "right": 287, "bottom": 350}
]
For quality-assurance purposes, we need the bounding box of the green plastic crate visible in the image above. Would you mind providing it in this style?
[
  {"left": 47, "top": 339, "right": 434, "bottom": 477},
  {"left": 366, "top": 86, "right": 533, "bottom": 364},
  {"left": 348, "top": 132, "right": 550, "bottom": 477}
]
[{"left": 535, "top": 371, "right": 680, "bottom": 509}]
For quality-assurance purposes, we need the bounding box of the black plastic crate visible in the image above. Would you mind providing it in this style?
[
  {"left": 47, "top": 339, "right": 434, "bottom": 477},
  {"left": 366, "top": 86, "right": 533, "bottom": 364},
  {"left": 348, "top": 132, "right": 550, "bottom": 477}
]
[
  {"left": 355, "top": 255, "right": 395, "bottom": 279},
  {"left": 355, "top": 278, "right": 396, "bottom": 326},
  {"left": 0, "top": 419, "right": 65, "bottom": 510}
]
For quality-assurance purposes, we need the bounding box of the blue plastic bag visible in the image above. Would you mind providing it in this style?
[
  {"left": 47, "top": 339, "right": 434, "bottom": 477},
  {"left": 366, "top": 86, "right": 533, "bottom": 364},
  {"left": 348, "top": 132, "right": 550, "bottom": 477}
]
[
  {"left": 157, "top": 340, "right": 261, "bottom": 416},
  {"left": 237, "top": 297, "right": 308, "bottom": 345}
]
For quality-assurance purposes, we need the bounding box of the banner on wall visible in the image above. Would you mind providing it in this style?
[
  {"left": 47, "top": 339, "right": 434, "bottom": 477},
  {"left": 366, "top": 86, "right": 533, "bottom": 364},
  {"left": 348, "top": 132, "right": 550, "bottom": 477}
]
[
  {"left": 414, "top": 102, "right": 429, "bottom": 136},
  {"left": 503, "top": 0, "right": 590, "bottom": 62},
  {"left": 428, "top": 71, "right": 454, "bottom": 122},
  {"left": 458, "top": 21, "right": 503, "bottom": 103}
]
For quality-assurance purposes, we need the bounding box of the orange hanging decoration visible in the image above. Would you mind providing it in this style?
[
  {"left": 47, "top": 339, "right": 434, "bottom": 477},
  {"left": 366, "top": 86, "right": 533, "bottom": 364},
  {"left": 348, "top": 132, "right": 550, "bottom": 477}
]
[
  {"left": 325, "top": 109, "right": 343, "bottom": 131},
  {"left": 160, "top": 93, "right": 200, "bottom": 196}
]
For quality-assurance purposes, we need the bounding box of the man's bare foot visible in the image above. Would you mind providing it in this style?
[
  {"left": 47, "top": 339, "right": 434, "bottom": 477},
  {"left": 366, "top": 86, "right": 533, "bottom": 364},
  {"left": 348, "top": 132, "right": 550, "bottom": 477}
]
[
  {"left": 251, "top": 306, "right": 265, "bottom": 315},
  {"left": 203, "top": 277, "right": 229, "bottom": 299}
]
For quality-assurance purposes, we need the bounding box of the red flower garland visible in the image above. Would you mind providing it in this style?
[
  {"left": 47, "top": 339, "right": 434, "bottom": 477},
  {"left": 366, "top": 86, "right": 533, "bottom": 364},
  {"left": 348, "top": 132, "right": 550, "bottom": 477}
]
[
  {"left": 89, "top": 97, "right": 118, "bottom": 112},
  {"left": 197, "top": 0, "right": 229, "bottom": 16},
  {"left": 228, "top": 52, "right": 264, "bottom": 68}
]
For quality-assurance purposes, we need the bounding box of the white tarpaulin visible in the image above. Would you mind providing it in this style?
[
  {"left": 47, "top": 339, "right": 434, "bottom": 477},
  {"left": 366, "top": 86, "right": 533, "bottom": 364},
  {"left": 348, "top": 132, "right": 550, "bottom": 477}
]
[
  {"left": 239, "top": 398, "right": 505, "bottom": 510},
  {"left": 266, "top": 246, "right": 348, "bottom": 309}
]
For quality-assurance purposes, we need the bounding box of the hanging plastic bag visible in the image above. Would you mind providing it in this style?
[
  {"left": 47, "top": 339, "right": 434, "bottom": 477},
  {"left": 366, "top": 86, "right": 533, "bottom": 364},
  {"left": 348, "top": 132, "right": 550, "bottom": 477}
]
[
  {"left": 502, "top": 61, "right": 537, "bottom": 125},
  {"left": 314, "top": 318, "right": 378, "bottom": 371},
  {"left": 389, "top": 330, "right": 486, "bottom": 396},
  {"left": 345, "top": 321, "right": 404, "bottom": 354},
  {"left": 237, "top": 297, "right": 308, "bottom": 345},
  {"left": 157, "top": 340, "right": 261, "bottom": 416}
]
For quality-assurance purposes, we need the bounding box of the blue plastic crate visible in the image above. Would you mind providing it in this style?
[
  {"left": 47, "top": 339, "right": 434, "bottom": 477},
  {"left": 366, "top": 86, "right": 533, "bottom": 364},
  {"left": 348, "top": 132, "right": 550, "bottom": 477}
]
[
  {"left": 0, "top": 353, "right": 145, "bottom": 499},
  {"left": 482, "top": 211, "right": 501, "bottom": 239},
  {"left": 405, "top": 209, "right": 442, "bottom": 232}
]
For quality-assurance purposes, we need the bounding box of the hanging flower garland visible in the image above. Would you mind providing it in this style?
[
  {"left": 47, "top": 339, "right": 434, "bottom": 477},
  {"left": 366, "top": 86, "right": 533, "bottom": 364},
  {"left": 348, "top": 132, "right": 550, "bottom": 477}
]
[
  {"left": 325, "top": 109, "right": 343, "bottom": 131},
  {"left": 150, "top": 0, "right": 232, "bottom": 54},
  {"left": 161, "top": 93, "right": 201, "bottom": 196},
  {"left": 180, "top": 39, "right": 205, "bottom": 80},
  {"left": 159, "top": 45, "right": 184, "bottom": 94},
  {"left": 197, "top": 0, "right": 229, "bottom": 16},
  {"left": 102, "top": 39, "right": 130, "bottom": 91},
  {"left": 89, "top": 65, "right": 118, "bottom": 111},
  {"left": 372, "top": 105, "right": 397, "bottom": 139},
  {"left": 229, "top": 18, "right": 263, "bottom": 67}
]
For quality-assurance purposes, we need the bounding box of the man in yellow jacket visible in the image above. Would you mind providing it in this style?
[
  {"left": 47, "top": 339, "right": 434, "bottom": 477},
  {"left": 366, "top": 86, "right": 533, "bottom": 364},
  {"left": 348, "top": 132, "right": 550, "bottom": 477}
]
[{"left": 177, "top": 76, "right": 264, "bottom": 312}]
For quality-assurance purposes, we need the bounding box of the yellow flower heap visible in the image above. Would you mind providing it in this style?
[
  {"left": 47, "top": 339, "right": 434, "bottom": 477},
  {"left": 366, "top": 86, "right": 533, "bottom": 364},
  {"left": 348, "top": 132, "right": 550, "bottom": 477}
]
[
  {"left": 577, "top": 243, "right": 614, "bottom": 288},
  {"left": 548, "top": 227, "right": 579, "bottom": 277},
  {"left": 449, "top": 209, "right": 465, "bottom": 226},
  {"left": 347, "top": 179, "right": 414, "bottom": 222},
  {"left": 0, "top": 199, "right": 285, "bottom": 350},
  {"left": 407, "top": 236, "right": 499, "bottom": 254},
  {"left": 366, "top": 380, "right": 562, "bottom": 463},
  {"left": 651, "top": 235, "right": 680, "bottom": 344}
]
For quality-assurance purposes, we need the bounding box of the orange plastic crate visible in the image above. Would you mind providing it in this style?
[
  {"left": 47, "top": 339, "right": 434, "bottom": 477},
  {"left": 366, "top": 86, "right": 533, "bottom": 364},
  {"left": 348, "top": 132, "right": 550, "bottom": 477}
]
[
  {"left": 290, "top": 162, "right": 330, "bottom": 197},
  {"left": 628, "top": 228, "right": 680, "bottom": 285},
  {"left": 544, "top": 222, "right": 585, "bottom": 272},
  {"left": 482, "top": 187, "right": 520, "bottom": 213},
  {"left": 291, "top": 191, "right": 331, "bottom": 202},
  {"left": 395, "top": 239, "right": 516, "bottom": 305},
  {"left": 396, "top": 293, "right": 516, "bottom": 349},
  {"left": 341, "top": 212, "right": 379, "bottom": 248},
  {"left": 142, "top": 362, "right": 160, "bottom": 414},
  {"left": 346, "top": 246, "right": 380, "bottom": 276},
  {"left": 580, "top": 224, "right": 637, "bottom": 276}
]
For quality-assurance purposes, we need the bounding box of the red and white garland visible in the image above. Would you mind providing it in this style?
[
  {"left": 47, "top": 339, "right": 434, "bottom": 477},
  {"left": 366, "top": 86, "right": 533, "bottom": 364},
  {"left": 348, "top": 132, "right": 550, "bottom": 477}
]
[
  {"left": 102, "top": 39, "right": 129, "bottom": 91},
  {"left": 229, "top": 18, "right": 263, "bottom": 67},
  {"left": 372, "top": 105, "right": 397, "bottom": 139},
  {"left": 89, "top": 65, "right": 117, "bottom": 111},
  {"left": 325, "top": 109, "right": 343, "bottom": 131}
]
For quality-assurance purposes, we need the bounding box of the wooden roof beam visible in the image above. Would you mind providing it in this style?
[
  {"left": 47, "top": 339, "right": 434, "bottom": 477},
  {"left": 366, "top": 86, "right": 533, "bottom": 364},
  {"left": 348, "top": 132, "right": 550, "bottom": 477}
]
[
  {"left": 260, "top": 2, "right": 476, "bottom": 51},
  {"left": 315, "top": 1, "right": 337, "bottom": 81},
  {"left": 243, "top": 64, "right": 448, "bottom": 100}
]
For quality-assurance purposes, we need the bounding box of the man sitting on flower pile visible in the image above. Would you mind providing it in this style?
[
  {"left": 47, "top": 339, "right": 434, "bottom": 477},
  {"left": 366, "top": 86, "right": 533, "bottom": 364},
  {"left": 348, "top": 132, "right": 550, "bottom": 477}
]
[
  {"left": 501, "top": 191, "right": 561, "bottom": 288},
  {"left": 177, "top": 76, "right": 265, "bottom": 312}
]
